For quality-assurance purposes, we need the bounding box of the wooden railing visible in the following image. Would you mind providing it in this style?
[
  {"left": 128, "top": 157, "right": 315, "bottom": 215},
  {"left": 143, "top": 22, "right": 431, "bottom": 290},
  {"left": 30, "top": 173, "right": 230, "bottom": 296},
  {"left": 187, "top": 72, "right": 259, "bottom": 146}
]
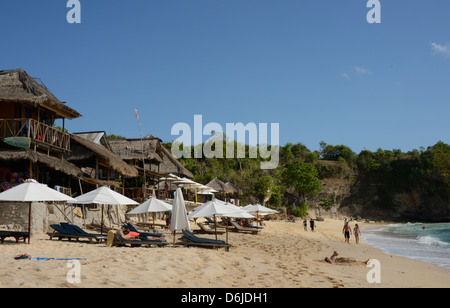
[{"left": 0, "top": 118, "right": 70, "bottom": 152}]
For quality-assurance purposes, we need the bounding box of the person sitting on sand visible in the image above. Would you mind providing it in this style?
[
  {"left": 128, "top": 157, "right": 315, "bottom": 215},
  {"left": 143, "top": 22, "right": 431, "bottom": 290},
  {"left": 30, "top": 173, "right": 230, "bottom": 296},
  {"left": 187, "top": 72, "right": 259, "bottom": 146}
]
[
  {"left": 119, "top": 228, "right": 165, "bottom": 241},
  {"left": 325, "top": 251, "right": 369, "bottom": 265},
  {"left": 325, "top": 251, "right": 339, "bottom": 264}
]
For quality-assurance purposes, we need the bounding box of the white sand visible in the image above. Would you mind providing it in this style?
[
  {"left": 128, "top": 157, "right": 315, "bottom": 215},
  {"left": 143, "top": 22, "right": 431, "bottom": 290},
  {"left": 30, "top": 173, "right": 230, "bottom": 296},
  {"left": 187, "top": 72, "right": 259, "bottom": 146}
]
[{"left": 0, "top": 218, "right": 449, "bottom": 288}]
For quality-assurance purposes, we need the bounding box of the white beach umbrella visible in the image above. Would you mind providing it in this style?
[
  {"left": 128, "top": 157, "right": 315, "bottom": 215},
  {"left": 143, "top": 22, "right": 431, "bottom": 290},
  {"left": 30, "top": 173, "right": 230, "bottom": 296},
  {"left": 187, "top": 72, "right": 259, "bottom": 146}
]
[
  {"left": 69, "top": 186, "right": 138, "bottom": 205},
  {"left": 189, "top": 200, "right": 253, "bottom": 242},
  {"left": 69, "top": 186, "right": 138, "bottom": 233},
  {"left": 0, "top": 179, "right": 76, "bottom": 202},
  {"left": 0, "top": 179, "right": 76, "bottom": 244},
  {"left": 243, "top": 204, "right": 277, "bottom": 228},
  {"left": 127, "top": 191, "right": 172, "bottom": 215},
  {"left": 243, "top": 204, "right": 277, "bottom": 215}
]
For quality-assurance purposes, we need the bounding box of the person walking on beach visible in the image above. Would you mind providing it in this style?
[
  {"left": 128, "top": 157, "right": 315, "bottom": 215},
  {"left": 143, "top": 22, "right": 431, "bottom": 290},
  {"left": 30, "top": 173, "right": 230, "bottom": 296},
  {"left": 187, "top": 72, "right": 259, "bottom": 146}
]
[
  {"left": 353, "top": 224, "right": 361, "bottom": 244},
  {"left": 303, "top": 218, "right": 308, "bottom": 231},
  {"left": 343, "top": 221, "right": 352, "bottom": 243},
  {"left": 310, "top": 218, "right": 315, "bottom": 232}
]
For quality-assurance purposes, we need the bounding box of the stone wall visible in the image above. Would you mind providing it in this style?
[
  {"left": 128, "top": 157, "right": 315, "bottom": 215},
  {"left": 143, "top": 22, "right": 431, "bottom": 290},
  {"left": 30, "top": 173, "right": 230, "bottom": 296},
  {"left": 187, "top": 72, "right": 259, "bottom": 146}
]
[
  {"left": 0, "top": 202, "right": 48, "bottom": 235},
  {"left": 0, "top": 202, "right": 129, "bottom": 235}
]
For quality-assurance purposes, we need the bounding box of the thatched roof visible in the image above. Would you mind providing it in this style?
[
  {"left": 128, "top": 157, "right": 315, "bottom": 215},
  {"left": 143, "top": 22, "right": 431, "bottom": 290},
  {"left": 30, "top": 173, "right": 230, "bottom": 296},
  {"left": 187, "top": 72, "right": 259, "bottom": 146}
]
[
  {"left": 0, "top": 69, "right": 82, "bottom": 120},
  {"left": 206, "top": 177, "right": 242, "bottom": 195},
  {"left": 158, "top": 146, "right": 194, "bottom": 179},
  {"left": 66, "top": 133, "right": 138, "bottom": 177},
  {"left": 225, "top": 182, "right": 243, "bottom": 195},
  {"left": 0, "top": 142, "right": 82, "bottom": 177},
  {"left": 108, "top": 136, "right": 164, "bottom": 164},
  {"left": 73, "top": 131, "right": 112, "bottom": 151}
]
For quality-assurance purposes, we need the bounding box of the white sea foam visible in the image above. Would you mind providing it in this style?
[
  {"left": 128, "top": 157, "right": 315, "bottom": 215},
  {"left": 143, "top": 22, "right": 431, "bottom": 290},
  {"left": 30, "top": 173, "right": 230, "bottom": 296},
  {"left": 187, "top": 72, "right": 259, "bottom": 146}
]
[{"left": 363, "top": 223, "right": 450, "bottom": 271}]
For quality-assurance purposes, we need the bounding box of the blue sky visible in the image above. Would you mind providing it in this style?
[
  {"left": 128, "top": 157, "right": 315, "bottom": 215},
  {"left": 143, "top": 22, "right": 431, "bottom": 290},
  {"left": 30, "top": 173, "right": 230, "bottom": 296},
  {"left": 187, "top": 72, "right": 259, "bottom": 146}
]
[{"left": 1, "top": 0, "right": 449, "bottom": 153}]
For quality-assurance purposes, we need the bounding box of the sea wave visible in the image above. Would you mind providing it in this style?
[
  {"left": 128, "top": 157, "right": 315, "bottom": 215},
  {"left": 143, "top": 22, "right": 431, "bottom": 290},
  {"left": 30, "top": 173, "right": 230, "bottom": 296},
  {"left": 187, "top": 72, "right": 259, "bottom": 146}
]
[
  {"left": 363, "top": 222, "right": 450, "bottom": 271},
  {"left": 417, "top": 235, "right": 450, "bottom": 248}
]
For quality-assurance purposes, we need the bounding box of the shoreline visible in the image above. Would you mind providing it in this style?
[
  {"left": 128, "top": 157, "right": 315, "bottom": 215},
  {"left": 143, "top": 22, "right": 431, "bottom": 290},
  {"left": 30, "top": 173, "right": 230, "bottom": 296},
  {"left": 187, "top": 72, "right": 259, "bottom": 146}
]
[{"left": 0, "top": 218, "right": 449, "bottom": 288}]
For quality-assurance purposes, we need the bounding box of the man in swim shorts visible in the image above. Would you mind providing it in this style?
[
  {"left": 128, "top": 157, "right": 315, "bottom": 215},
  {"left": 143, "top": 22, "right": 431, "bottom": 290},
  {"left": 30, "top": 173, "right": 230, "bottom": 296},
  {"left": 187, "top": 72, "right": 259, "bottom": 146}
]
[{"left": 342, "top": 222, "right": 352, "bottom": 243}]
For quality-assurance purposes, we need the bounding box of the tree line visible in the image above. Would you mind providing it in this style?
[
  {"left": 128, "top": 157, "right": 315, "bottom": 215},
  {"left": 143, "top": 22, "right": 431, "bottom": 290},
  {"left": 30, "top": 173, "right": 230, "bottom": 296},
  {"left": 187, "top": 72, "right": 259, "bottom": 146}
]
[{"left": 164, "top": 139, "right": 449, "bottom": 218}]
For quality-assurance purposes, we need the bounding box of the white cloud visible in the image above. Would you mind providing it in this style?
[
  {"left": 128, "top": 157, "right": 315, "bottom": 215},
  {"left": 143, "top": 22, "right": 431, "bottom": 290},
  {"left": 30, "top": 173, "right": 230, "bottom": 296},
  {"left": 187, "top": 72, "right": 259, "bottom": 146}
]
[
  {"left": 341, "top": 72, "right": 349, "bottom": 79},
  {"left": 431, "top": 42, "right": 450, "bottom": 58},
  {"left": 354, "top": 66, "right": 372, "bottom": 75}
]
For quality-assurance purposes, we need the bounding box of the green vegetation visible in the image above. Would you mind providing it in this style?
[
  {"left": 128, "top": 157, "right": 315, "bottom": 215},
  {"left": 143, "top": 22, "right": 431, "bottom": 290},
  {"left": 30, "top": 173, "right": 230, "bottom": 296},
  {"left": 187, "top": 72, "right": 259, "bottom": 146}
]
[{"left": 163, "top": 139, "right": 450, "bottom": 218}]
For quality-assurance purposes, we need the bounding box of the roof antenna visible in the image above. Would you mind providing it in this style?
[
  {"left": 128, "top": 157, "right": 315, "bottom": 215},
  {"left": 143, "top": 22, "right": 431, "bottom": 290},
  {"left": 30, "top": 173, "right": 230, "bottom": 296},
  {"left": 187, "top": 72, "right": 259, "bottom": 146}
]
[{"left": 133, "top": 107, "right": 146, "bottom": 199}]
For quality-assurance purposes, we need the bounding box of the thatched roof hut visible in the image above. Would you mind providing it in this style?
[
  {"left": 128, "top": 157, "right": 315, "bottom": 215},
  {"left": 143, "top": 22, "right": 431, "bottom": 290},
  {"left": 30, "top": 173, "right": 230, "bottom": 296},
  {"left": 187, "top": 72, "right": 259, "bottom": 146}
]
[
  {"left": 0, "top": 140, "right": 82, "bottom": 177},
  {"left": 158, "top": 146, "right": 194, "bottom": 179},
  {"left": 206, "top": 177, "right": 231, "bottom": 194},
  {"left": 205, "top": 177, "right": 242, "bottom": 195},
  {"left": 225, "top": 181, "right": 243, "bottom": 196},
  {"left": 0, "top": 69, "right": 81, "bottom": 120},
  {"left": 65, "top": 133, "right": 138, "bottom": 178},
  {"left": 108, "top": 135, "right": 164, "bottom": 165}
]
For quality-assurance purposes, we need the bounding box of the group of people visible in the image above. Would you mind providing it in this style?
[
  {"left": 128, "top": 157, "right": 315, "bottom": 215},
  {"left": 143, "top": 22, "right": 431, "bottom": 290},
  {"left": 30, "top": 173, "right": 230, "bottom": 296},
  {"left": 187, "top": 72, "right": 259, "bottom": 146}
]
[
  {"left": 0, "top": 169, "right": 26, "bottom": 192},
  {"left": 342, "top": 221, "right": 361, "bottom": 244},
  {"left": 303, "top": 217, "right": 316, "bottom": 231}
]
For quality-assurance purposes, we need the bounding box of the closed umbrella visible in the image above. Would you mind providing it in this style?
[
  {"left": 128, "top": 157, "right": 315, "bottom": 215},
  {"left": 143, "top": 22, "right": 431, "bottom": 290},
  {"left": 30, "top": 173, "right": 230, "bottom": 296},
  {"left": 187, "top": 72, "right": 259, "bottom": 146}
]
[
  {"left": 0, "top": 179, "right": 76, "bottom": 244},
  {"left": 170, "top": 188, "right": 190, "bottom": 245}
]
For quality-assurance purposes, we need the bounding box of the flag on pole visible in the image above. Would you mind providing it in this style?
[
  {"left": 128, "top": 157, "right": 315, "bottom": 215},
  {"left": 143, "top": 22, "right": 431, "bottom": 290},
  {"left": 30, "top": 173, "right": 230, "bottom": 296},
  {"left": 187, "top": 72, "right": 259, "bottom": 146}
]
[{"left": 133, "top": 107, "right": 139, "bottom": 120}]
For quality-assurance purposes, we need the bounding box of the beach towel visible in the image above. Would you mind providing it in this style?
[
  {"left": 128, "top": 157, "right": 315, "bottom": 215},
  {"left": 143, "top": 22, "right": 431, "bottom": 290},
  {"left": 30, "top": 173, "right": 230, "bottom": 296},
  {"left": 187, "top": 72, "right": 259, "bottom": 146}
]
[
  {"left": 29, "top": 257, "right": 87, "bottom": 261},
  {"left": 14, "top": 254, "right": 87, "bottom": 261}
]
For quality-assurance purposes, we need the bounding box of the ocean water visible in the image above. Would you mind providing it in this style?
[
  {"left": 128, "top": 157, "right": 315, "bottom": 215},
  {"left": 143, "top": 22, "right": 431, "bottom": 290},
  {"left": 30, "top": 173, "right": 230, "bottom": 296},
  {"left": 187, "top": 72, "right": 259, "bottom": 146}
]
[{"left": 362, "top": 222, "right": 450, "bottom": 271}]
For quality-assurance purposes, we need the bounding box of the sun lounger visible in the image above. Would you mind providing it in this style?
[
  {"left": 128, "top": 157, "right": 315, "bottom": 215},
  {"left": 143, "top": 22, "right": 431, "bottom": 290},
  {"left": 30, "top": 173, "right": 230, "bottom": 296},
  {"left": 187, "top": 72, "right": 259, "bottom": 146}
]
[
  {"left": 0, "top": 231, "right": 29, "bottom": 244},
  {"left": 205, "top": 217, "right": 215, "bottom": 224},
  {"left": 231, "top": 221, "right": 260, "bottom": 234},
  {"left": 61, "top": 223, "right": 108, "bottom": 241},
  {"left": 112, "top": 233, "right": 168, "bottom": 247},
  {"left": 181, "top": 230, "right": 232, "bottom": 250},
  {"left": 193, "top": 222, "right": 226, "bottom": 234},
  {"left": 47, "top": 223, "right": 106, "bottom": 243},
  {"left": 125, "top": 223, "right": 164, "bottom": 238},
  {"left": 135, "top": 222, "right": 167, "bottom": 229}
]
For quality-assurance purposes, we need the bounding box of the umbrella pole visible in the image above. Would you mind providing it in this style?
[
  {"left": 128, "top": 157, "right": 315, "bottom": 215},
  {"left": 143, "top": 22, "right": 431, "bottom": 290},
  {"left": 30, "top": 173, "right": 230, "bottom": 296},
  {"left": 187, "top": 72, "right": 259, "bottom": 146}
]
[
  {"left": 214, "top": 215, "right": 218, "bottom": 242},
  {"left": 100, "top": 204, "right": 104, "bottom": 235},
  {"left": 28, "top": 201, "right": 31, "bottom": 245},
  {"left": 173, "top": 230, "right": 176, "bottom": 247},
  {"left": 226, "top": 217, "right": 229, "bottom": 244}
]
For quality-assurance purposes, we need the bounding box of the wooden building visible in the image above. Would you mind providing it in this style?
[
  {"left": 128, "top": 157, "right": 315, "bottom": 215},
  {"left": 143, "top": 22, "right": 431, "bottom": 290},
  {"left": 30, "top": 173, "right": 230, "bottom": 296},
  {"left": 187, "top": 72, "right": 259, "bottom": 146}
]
[{"left": 0, "top": 69, "right": 83, "bottom": 192}]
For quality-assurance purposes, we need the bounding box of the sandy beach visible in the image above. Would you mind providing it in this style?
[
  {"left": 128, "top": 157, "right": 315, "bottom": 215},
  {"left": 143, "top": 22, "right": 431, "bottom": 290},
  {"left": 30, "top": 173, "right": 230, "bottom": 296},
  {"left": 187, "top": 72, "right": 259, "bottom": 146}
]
[{"left": 0, "top": 218, "right": 449, "bottom": 288}]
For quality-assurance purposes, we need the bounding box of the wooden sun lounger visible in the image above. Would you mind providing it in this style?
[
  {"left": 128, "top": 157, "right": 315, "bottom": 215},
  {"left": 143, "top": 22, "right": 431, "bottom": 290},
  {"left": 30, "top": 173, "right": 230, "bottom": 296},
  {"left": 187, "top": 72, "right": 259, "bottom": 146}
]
[
  {"left": 136, "top": 222, "right": 167, "bottom": 229},
  {"left": 231, "top": 221, "right": 260, "bottom": 234},
  {"left": 0, "top": 231, "right": 29, "bottom": 244},
  {"left": 194, "top": 222, "right": 226, "bottom": 234}
]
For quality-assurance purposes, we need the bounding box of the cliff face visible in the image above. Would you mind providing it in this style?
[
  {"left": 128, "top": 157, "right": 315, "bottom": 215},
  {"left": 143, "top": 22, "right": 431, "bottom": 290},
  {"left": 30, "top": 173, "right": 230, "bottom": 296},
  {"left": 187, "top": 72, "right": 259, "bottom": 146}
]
[{"left": 335, "top": 181, "right": 450, "bottom": 222}]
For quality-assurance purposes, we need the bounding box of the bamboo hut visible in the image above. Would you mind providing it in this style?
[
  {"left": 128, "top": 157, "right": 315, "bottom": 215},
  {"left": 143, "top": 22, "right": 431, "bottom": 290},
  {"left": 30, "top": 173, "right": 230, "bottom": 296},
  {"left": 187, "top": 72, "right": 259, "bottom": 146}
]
[
  {"left": 158, "top": 146, "right": 194, "bottom": 179},
  {"left": 0, "top": 68, "right": 82, "bottom": 194},
  {"left": 65, "top": 133, "right": 138, "bottom": 194},
  {"left": 206, "top": 177, "right": 242, "bottom": 203}
]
